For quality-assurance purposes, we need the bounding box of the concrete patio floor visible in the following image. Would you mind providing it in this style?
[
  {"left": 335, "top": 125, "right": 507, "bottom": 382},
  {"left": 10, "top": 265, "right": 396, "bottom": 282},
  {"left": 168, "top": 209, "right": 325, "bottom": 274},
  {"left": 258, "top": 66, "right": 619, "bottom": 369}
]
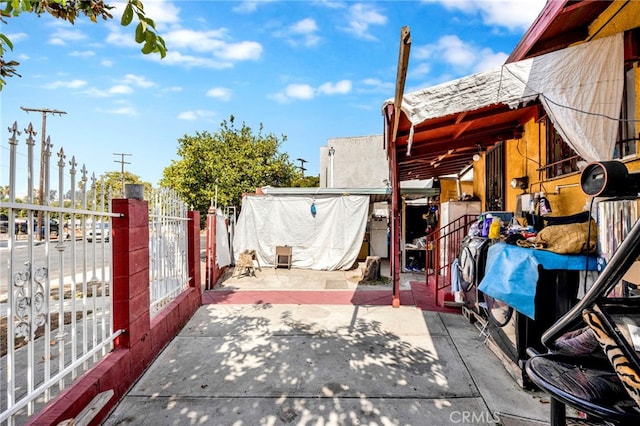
[{"left": 103, "top": 262, "right": 552, "bottom": 425}]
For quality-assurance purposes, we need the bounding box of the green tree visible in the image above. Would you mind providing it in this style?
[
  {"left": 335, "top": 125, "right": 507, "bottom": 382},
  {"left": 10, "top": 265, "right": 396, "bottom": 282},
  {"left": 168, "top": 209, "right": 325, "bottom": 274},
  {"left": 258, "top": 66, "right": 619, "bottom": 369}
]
[
  {"left": 160, "top": 115, "right": 298, "bottom": 218},
  {"left": 0, "top": 0, "right": 166, "bottom": 90},
  {"left": 291, "top": 175, "right": 320, "bottom": 188}
]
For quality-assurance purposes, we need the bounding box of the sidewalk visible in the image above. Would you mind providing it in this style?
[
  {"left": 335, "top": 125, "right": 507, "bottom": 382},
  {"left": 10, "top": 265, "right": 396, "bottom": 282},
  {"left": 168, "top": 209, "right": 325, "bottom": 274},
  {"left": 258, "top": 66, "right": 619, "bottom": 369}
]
[{"left": 103, "top": 264, "right": 551, "bottom": 425}]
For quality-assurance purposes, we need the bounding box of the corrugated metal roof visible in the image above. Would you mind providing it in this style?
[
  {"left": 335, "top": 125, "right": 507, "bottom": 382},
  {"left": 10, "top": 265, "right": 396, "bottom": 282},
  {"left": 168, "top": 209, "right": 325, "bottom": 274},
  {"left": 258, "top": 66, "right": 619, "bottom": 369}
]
[{"left": 258, "top": 186, "right": 440, "bottom": 202}]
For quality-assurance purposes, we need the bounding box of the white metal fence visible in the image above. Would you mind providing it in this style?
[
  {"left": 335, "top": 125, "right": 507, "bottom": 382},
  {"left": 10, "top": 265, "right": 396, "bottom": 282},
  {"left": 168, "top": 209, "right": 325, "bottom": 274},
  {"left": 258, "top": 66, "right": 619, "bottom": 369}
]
[
  {"left": 0, "top": 122, "right": 121, "bottom": 425},
  {"left": 148, "top": 187, "right": 190, "bottom": 317}
]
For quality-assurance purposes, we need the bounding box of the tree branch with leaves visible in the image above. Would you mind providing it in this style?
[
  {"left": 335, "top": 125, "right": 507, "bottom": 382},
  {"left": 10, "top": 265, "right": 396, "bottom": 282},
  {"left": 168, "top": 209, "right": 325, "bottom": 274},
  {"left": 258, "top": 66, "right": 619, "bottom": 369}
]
[{"left": 0, "top": 0, "right": 166, "bottom": 90}]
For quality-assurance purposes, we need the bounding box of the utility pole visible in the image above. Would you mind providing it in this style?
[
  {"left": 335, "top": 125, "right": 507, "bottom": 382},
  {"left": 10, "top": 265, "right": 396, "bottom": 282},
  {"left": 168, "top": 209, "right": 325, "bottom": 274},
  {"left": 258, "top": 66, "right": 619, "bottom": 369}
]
[
  {"left": 296, "top": 158, "right": 307, "bottom": 176},
  {"left": 113, "top": 153, "right": 132, "bottom": 197},
  {"left": 21, "top": 106, "right": 67, "bottom": 240}
]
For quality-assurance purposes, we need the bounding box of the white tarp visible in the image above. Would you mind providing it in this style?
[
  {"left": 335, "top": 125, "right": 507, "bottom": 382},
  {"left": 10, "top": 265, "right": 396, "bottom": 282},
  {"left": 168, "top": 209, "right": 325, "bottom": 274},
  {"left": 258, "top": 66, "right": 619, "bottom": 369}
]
[
  {"left": 215, "top": 213, "right": 231, "bottom": 268},
  {"left": 233, "top": 194, "right": 369, "bottom": 271},
  {"left": 385, "top": 33, "right": 623, "bottom": 163}
]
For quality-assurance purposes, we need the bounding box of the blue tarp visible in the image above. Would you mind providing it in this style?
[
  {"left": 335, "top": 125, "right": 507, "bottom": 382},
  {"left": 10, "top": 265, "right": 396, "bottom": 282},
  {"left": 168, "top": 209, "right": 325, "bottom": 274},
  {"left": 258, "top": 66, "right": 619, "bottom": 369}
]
[{"left": 478, "top": 242, "right": 598, "bottom": 319}]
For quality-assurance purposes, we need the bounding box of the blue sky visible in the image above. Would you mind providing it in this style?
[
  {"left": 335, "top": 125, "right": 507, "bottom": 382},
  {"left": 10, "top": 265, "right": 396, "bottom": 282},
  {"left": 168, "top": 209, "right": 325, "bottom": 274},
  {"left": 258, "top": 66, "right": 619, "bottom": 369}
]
[{"left": 1, "top": 0, "right": 546, "bottom": 192}]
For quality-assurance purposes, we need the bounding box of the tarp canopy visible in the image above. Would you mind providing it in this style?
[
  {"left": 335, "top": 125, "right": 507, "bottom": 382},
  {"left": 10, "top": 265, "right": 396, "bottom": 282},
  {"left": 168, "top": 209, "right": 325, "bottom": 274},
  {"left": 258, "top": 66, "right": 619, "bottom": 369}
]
[
  {"left": 233, "top": 194, "right": 369, "bottom": 271},
  {"left": 384, "top": 33, "right": 624, "bottom": 164}
]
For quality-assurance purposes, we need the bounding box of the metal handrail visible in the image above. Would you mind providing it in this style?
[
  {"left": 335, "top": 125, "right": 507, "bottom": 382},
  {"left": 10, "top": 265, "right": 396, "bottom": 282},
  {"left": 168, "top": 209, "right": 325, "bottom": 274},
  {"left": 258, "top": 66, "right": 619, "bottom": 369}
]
[{"left": 425, "top": 214, "right": 478, "bottom": 306}]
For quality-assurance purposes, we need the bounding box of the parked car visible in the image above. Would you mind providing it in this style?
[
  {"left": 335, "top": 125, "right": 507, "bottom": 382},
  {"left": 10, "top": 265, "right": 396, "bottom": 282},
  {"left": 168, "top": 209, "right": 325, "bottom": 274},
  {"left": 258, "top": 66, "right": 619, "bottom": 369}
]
[
  {"left": 0, "top": 217, "right": 58, "bottom": 236},
  {"left": 35, "top": 218, "right": 59, "bottom": 237},
  {"left": 87, "top": 222, "right": 110, "bottom": 242},
  {"left": 0, "top": 216, "right": 27, "bottom": 234}
]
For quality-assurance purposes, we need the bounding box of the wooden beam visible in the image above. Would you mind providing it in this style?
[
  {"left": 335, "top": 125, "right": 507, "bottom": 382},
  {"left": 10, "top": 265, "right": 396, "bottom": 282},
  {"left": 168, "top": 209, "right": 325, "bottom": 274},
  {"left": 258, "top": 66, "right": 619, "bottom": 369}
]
[
  {"left": 392, "top": 26, "right": 411, "bottom": 144},
  {"left": 454, "top": 111, "right": 468, "bottom": 124},
  {"left": 453, "top": 121, "right": 473, "bottom": 139}
]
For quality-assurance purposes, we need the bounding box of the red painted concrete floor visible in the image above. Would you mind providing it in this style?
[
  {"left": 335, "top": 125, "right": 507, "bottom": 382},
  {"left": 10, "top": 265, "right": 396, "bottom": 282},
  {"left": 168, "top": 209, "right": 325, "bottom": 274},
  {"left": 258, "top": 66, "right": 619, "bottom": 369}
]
[{"left": 202, "top": 281, "right": 460, "bottom": 314}]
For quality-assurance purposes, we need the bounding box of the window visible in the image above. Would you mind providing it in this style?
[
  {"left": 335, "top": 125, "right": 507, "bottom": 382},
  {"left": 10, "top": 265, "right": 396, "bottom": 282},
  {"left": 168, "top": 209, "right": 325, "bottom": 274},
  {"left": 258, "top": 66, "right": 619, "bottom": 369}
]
[
  {"left": 485, "top": 142, "right": 505, "bottom": 211},
  {"left": 545, "top": 118, "right": 581, "bottom": 179}
]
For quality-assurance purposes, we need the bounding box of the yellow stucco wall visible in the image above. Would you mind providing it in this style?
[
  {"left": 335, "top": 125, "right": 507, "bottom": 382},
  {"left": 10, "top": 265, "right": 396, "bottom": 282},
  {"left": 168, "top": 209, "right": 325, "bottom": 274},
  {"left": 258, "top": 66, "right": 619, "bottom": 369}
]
[
  {"left": 438, "top": 178, "right": 473, "bottom": 202},
  {"left": 588, "top": 1, "right": 640, "bottom": 40},
  {"left": 471, "top": 1, "right": 640, "bottom": 217}
]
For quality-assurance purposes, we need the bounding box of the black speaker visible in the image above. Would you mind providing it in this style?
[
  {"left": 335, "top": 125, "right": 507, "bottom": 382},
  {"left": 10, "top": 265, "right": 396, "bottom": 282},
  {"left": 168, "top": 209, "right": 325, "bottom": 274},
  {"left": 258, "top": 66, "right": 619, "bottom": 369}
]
[{"left": 580, "top": 161, "right": 640, "bottom": 197}]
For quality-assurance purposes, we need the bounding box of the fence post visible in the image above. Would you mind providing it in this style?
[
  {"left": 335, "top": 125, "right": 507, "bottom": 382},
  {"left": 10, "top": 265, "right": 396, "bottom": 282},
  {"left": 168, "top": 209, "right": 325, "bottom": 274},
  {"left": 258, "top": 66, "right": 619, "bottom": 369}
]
[
  {"left": 205, "top": 206, "right": 218, "bottom": 290},
  {"left": 187, "top": 210, "right": 201, "bottom": 291},
  {"left": 111, "top": 198, "right": 150, "bottom": 351}
]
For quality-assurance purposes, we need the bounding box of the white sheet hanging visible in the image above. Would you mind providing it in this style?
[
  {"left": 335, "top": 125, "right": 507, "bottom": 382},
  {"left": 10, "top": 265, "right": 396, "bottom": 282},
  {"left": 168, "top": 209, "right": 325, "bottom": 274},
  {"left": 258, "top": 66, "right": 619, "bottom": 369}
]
[
  {"left": 384, "top": 33, "right": 624, "bottom": 162},
  {"left": 216, "top": 213, "right": 231, "bottom": 268},
  {"left": 525, "top": 34, "right": 623, "bottom": 162},
  {"left": 233, "top": 194, "right": 369, "bottom": 271}
]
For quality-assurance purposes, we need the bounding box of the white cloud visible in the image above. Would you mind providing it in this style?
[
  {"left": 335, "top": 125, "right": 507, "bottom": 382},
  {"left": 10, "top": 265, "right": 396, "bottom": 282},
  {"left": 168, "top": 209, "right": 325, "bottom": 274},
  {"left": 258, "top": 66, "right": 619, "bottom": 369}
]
[
  {"left": 292, "top": 18, "right": 318, "bottom": 34},
  {"left": 160, "top": 29, "right": 263, "bottom": 62},
  {"left": 105, "top": 25, "right": 138, "bottom": 49},
  {"left": 48, "top": 28, "right": 87, "bottom": 46},
  {"left": 269, "top": 93, "right": 288, "bottom": 103},
  {"left": 123, "top": 74, "right": 155, "bottom": 88},
  {"left": 112, "top": 0, "right": 181, "bottom": 27},
  {"left": 5, "top": 32, "right": 28, "bottom": 43},
  {"left": 101, "top": 59, "right": 114, "bottom": 67},
  {"left": 106, "top": 106, "right": 139, "bottom": 116},
  {"left": 439, "top": 35, "right": 476, "bottom": 67},
  {"left": 216, "top": 41, "right": 263, "bottom": 61},
  {"left": 157, "top": 50, "right": 233, "bottom": 69},
  {"left": 288, "top": 18, "right": 321, "bottom": 47},
  {"left": 272, "top": 79, "right": 353, "bottom": 102},
  {"left": 361, "top": 78, "right": 394, "bottom": 93},
  {"left": 163, "top": 29, "right": 229, "bottom": 52},
  {"left": 108, "top": 85, "right": 133, "bottom": 95},
  {"left": 313, "top": 1, "right": 347, "bottom": 10},
  {"left": 232, "top": 0, "right": 277, "bottom": 14},
  {"left": 408, "top": 63, "right": 431, "bottom": 79},
  {"left": 106, "top": 8, "right": 263, "bottom": 69},
  {"left": 206, "top": 87, "right": 232, "bottom": 101},
  {"left": 162, "top": 86, "right": 183, "bottom": 94},
  {"left": 413, "top": 35, "right": 506, "bottom": 74},
  {"left": 43, "top": 79, "right": 87, "bottom": 90},
  {"left": 177, "top": 110, "right": 216, "bottom": 120},
  {"left": 286, "top": 84, "right": 315, "bottom": 100},
  {"left": 343, "top": 3, "right": 387, "bottom": 41},
  {"left": 318, "top": 80, "right": 352, "bottom": 95},
  {"left": 78, "top": 75, "right": 152, "bottom": 98},
  {"left": 69, "top": 50, "right": 96, "bottom": 58},
  {"left": 82, "top": 87, "right": 110, "bottom": 98},
  {"left": 421, "top": 0, "right": 546, "bottom": 31},
  {"left": 473, "top": 50, "right": 509, "bottom": 73}
]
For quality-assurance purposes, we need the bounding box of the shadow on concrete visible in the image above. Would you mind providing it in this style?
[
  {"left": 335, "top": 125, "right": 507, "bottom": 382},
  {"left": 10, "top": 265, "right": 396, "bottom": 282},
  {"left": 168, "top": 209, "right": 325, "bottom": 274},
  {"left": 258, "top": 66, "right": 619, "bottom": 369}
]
[{"left": 104, "top": 303, "right": 495, "bottom": 425}]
